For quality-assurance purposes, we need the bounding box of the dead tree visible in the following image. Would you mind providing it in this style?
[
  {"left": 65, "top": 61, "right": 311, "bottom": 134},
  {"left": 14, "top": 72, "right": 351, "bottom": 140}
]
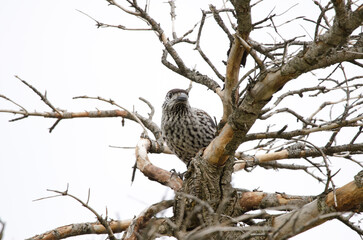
[{"left": 1, "top": 0, "right": 362, "bottom": 239}]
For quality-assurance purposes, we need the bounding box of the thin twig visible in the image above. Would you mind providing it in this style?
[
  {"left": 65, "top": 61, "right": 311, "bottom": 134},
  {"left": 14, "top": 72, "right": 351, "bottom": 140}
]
[
  {"left": 73, "top": 95, "right": 149, "bottom": 137},
  {"left": 15, "top": 75, "right": 61, "bottom": 115},
  {"left": 294, "top": 138, "right": 337, "bottom": 206},
  {"left": 106, "top": 0, "right": 141, "bottom": 16},
  {"left": 139, "top": 97, "right": 155, "bottom": 120},
  {"left": 195, "top": 10, "right": 225, "bottom": 81},
  {"left": 49, "top": 119, "right": 62, "bottom": 133},
  {"left": 168, "top": 0, "right": 177, "bottom": 39},
  {"left": 76, "top": 9, "right": 151, "bottom": 31},
  {"left": 0, "top": 94, "right": 27, "bottom": 112},
  {"left": 35, "top": 184, "right": 117, "bottom": 240}
]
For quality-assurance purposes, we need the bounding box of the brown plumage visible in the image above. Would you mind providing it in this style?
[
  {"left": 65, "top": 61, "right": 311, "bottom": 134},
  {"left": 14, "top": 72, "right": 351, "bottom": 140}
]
[{"left": 161, "top": 89, "right": 216, "bottom": 164}]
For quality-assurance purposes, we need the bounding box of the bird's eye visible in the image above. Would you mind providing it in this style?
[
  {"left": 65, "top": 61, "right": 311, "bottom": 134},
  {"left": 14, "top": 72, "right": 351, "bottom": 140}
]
[{"left": 167, "top": 92, "right": 173, "bottom": 99}]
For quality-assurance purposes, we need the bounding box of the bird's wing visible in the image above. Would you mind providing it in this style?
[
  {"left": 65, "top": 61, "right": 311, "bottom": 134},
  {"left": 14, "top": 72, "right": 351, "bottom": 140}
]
[{"left": 194, "top": 108, "right": 216, "bottom": 129}]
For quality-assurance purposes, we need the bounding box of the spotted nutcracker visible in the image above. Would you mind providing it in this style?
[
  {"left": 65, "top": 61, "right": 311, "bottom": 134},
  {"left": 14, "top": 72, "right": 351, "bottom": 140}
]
[{"left": 161, "top": 89, "right": 216, "bottom": 164}]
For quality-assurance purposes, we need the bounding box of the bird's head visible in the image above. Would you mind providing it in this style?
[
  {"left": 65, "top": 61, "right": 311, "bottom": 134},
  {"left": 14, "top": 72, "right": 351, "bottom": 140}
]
[{"left": 162, "top": 88, "right": 190, "bottom": 113}]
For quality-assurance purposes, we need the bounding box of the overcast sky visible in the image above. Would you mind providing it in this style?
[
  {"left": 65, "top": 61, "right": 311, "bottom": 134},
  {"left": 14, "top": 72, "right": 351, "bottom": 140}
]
[{"left": 0, "top": 1, "right": 361, "bottom": 239}]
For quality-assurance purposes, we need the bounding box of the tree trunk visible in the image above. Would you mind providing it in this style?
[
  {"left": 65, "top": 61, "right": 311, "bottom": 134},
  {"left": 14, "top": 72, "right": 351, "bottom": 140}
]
[{"left": 173, "top": 155, "right": 238, "bottom": 236}]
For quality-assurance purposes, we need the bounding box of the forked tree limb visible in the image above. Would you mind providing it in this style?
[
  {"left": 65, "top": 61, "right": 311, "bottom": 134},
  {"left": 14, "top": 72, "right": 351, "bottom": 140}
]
[
  {"left": 203, "top": 3, "right": 363, "bottom": 166},
  {"left": 128, "top": 1, "right": 222, "bottom": 93}
]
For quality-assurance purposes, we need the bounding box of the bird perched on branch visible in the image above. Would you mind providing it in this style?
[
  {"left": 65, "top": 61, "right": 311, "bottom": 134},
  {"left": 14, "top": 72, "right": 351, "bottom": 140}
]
[{"left": 161, "top": 89, "right": 216, "bottom": 164}]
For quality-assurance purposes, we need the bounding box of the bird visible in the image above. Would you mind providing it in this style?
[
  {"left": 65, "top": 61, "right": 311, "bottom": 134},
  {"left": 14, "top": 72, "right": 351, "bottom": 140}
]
[{"left": 161, "top": 88, "right": 216, "bottom": 164}]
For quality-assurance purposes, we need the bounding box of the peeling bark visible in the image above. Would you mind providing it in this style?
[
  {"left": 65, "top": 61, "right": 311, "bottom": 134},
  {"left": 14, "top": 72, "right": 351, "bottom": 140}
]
[{"left": 271, "top": 170, "right": 363, "bottom": 239}]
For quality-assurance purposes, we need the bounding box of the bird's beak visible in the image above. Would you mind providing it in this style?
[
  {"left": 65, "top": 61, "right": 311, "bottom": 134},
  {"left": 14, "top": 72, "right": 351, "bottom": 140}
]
[{"left": 176, "top": 92, "right": 188, "bottom": 102}]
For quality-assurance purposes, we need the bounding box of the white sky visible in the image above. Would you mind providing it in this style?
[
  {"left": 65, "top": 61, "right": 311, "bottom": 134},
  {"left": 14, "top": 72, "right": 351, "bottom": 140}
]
[{"left": 0, "top": 0, "right": 361, "bottom": 239}]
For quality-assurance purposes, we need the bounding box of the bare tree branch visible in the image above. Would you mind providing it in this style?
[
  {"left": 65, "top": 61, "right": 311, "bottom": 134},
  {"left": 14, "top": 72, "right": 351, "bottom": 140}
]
[
  {"left": 243, "top": 115, "right": 363, "bottom": 141},
  {"left": 135, "top": 138, "right": 183, "bottom": 191},
  {"left": 27, "top": 219, "right": 131, "bottom": 240},
  {"left": 236, "top": 190, "right": 315, "bottom": 212},
  {"left": 74, "top": 95, "right": 149, "bottom": 137},
  {"left": 106, "top": 0, "right": 141, "bottom": 16},
  {"left": 33, "top": 184, "right": 117, "bottom": 240},
  {"left": 14, "top": 75, "right": 61, "bottom": 115},
  {"left": 271, "top": 170, "right": 363, "bottom": 239},
  {"left": 76, "top": 9, "right": 150, "bottom": 30},
  {"left": 195, "top": 10, "right": 225, "bottom": 81},
  {"left": 123, "top": 200, "right": 174, "bottom": 240},
  {"left": 129, "top": 1, "right": 222, "bottom": 93}
]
